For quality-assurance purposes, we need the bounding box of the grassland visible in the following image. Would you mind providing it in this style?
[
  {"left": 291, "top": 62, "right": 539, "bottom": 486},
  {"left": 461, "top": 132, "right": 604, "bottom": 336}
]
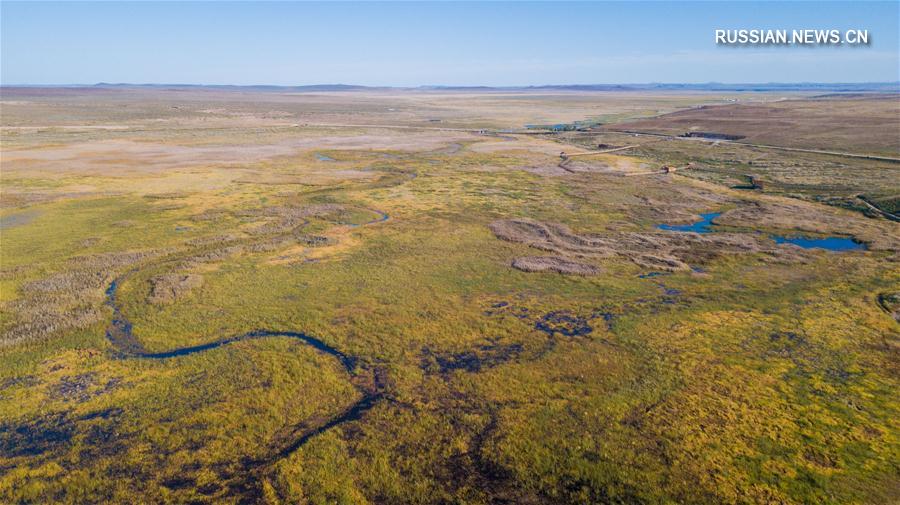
[
  {"left": 564, "top": 94, "right": 900, "bottom": 217},
  {"left": 1, "top": 88, "right": 898, "bottom": 504},
  {"left": 603, "top": 95, "right": 900, "bottom": 156}
]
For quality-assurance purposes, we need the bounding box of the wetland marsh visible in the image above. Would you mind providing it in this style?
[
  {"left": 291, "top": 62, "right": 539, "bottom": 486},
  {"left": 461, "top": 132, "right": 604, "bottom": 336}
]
[{"left": 1, "top": 87, "right": 898, "bottom": 504}]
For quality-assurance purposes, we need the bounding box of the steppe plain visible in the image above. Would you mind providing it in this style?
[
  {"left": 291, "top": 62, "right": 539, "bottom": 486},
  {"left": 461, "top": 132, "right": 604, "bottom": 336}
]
[{"left": 1, "top": 87, "right": 898, "bottom": 504}]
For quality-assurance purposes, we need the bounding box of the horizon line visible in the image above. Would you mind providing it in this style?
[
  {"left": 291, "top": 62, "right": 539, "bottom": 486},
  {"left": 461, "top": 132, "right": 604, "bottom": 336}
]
[{"left": 3, "top": 81, "right": 899, "bottom": 90}]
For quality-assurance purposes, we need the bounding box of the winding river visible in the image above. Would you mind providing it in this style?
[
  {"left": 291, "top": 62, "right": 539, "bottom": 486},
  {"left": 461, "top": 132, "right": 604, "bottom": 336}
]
[{"left": 101, "top": 208, "right": 390, "bottom": 495}]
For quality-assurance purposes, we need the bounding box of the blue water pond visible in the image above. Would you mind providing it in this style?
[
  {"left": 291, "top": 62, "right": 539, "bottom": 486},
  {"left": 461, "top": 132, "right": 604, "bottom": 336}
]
[
  {"left": 770, "top": 235, "right": 866, "bottom": 251},
  {"left": 657, "top": 212, "right": 720, "bottom": 233},
  {"left": 658, "top": 212, "right": 866, "bottom": 251}
]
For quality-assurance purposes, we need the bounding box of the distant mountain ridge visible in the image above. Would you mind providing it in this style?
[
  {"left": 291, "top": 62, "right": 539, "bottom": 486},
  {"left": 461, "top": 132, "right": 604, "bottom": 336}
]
[{"left": 4, "top": 82, "right": 899, "bottom": 92}]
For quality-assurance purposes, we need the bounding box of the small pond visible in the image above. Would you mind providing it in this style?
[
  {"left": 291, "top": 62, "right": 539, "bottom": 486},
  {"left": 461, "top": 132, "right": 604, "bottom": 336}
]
[
  {"left": 657, "top": 212, "right": 720, "bottom": 233},
  {"left": 0, "top": 211, "right": 40, "bottom": 230},
  {"left": 658, "top": 212, "right": 867, "bottom": 251},
  {"left": 771, "top": 235, "right": 866, "bottom": 251}
]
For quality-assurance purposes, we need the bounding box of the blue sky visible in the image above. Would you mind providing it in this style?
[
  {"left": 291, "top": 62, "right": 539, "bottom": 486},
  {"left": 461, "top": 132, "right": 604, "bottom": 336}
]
[{"left": 2, "top": 1, "right": 898, "bottom": 85}]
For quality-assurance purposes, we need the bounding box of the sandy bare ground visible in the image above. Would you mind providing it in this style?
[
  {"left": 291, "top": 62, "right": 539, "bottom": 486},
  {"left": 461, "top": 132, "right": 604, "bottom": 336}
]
[
  {"left": 1, "top": 130, "right": 476, "bottom": 175},
  {"left": 1, "top": 87, "right": 767, "bottom": 129}
]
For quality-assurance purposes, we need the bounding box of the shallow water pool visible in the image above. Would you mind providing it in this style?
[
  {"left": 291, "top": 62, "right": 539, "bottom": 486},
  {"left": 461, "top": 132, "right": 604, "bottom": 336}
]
[
  {"left": 657, "top": 212, "right": 721, "bottom": 233},
  {"left": 658, "top": 212, "right": 866, "bottom": 251},
  {"left": 770, "top": 235, "right": 866, "bottom": 251}
]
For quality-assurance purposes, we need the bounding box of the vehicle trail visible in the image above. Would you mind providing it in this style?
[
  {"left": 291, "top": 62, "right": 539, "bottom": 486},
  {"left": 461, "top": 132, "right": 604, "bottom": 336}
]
[{"left": 601, "top": 129, "right": 900, "bottom": 163}]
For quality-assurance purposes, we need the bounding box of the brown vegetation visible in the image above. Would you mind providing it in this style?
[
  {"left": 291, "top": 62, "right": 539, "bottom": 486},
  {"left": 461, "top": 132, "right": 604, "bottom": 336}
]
[
  {"left": 2, "top": 251, "right": 159, "bottom": 345},
  {"left": 877, "top": 292, "right": 900, "bottom": 322},
  {"left": 718, "top": 200, "right": 900, "bottom": 251},
  {"left": 490, "top": 217, "right": 789, "bottom": 272},
  {"left": 511, "top": 256, "right": 599, "bottom": 275},
  {"left": 149, "top": 274, "right": 204, "bottom": 304},
  {"left": 605, "top": 95, "right": 900, "bottom": 156}
]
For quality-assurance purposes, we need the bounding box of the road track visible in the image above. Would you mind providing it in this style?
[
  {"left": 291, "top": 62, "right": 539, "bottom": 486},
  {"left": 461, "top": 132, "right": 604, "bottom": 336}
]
[
  {"left": 856, "top": 196, "right": 900, "bottom": 221},
  {"left": 599, "top": 129, "right": 900, "bottom": 163},
  {"left": 563, "top": 144, "right": 640, "bottom": 157}
]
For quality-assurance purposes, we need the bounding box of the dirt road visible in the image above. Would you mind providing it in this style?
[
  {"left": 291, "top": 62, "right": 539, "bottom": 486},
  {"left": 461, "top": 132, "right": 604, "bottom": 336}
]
[{"left": 601, "top": 129, "right": 900, "bottom": 163}]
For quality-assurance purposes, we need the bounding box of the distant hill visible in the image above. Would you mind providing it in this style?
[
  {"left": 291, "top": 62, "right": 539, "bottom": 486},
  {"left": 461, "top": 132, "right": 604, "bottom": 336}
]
[
  {"left": 92, "top": 83, "right": 382, "bottom": 92},
  {"left": 427, "top": 82, "right": 900, "bottom": 92},
  {"left": 3, "top": 82, "right": 898, "bottom": 93}
]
